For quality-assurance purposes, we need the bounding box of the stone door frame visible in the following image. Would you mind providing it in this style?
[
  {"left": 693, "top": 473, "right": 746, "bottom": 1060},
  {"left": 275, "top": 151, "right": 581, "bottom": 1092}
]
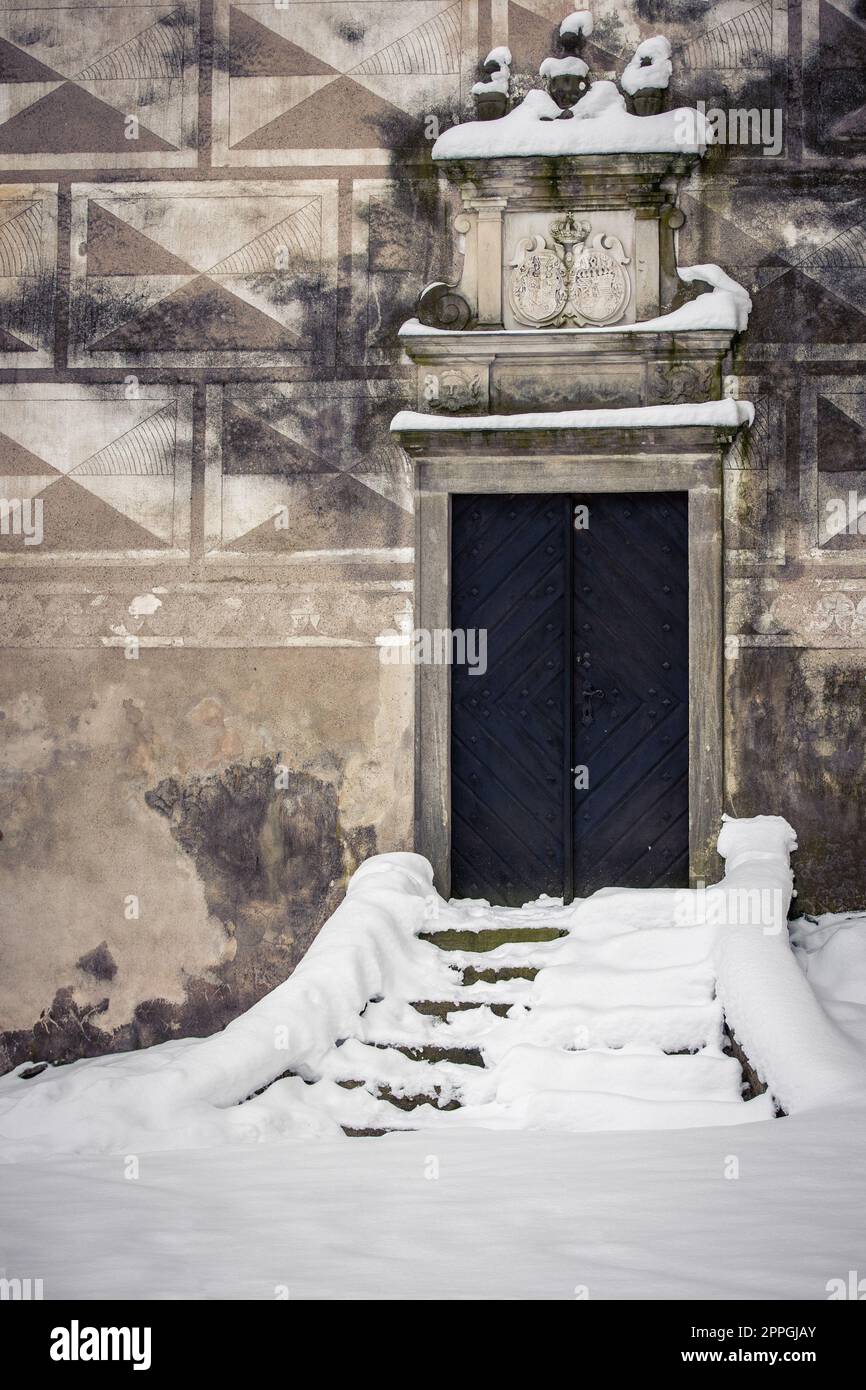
[{"left": 401, "top": 423, "right": 731, "bottom": 899}]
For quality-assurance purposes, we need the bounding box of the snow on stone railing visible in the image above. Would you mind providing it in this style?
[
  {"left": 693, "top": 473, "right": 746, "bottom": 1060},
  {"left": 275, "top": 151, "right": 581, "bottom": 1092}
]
[
  {"left": 1, "top": 819, "right": 863, "bottom": 1159},
  {"left": 0, "top": 854, "right": 443, "bottom": 1160},
  {"left": 711, "top": 815, "right": 866, "bottom": 1114}
]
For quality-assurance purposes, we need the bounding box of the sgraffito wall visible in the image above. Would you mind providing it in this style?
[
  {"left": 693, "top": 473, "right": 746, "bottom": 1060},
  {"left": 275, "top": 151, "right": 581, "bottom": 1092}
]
[{"left": 0, "top": 0, "right": 864, "bottom": 1069}]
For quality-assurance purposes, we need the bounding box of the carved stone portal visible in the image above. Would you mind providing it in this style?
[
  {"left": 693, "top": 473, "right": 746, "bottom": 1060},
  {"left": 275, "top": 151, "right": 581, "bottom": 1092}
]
[{"left": 508, "top": 212, "right": 631, "bottom": 328}]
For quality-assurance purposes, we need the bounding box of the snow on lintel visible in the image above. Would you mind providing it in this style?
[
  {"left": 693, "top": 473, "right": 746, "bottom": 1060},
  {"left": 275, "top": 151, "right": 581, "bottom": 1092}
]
[{"left": 390, "top": 399, "right": 755, "bottom": 433}]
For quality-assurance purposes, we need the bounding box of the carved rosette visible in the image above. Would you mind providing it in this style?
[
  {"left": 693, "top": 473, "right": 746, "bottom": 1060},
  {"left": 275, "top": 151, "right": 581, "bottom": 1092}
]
[{"left": 508, "top": 214, "right": 631, "bottom": 328}]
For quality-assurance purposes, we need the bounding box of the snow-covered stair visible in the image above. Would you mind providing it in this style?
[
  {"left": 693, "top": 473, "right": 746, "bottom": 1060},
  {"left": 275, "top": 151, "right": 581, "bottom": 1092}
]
[
  {"left": 256, "top": 892, "right": 776, "bottom": 1136},
  {"left": 13, "top": 817, "right": 857, "bottom": 1158}
]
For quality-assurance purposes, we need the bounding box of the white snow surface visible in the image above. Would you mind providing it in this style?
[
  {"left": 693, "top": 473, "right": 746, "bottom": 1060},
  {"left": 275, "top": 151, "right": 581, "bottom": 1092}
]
[
  {"left": 792, "top": 910, "right": 866, "bottom": 1052},
  {"left": 472, "top": 48, "right": 512, "bottom": 96},
  {"left": 3, "top": 818, "right": 866, "bottom": 1299},
  {"left": 621, "top": 36, "right": 673, "bottom": 96},
  {"left": 2, "top": 1105, "right": 864, "bottom": 1299},
  {"left": 472, "top": 75, "right": 509, "bottom": 95},
  {"left": 391, "top": 398, "right": 755, "bottom": 433},
  {"left": 561, "top": 10, "right": 593, "bottom": 39},
  {"left": 400, "top": 264, "right": 752, "bottom": 337},
  {"left": 432, "top": 88, "right": 706, "bottom": 158},
  {"left": 539, "top": 55, "right": 589, "bottom": 79},
  {"left": 2, "top": 816, "right": 863, "bottom": 1166},
  {"left": 485, "top": 45, "right": 512, "bottom": 68}
]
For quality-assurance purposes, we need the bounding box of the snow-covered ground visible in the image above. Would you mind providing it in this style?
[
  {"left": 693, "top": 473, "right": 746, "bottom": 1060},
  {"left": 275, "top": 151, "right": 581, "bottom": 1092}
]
[
  {"left": 1, "top": 819, "right": 865, "bottom": 1299},
  {"left": 1, "top": 1102, "right": 864, "bottom": 1300}
]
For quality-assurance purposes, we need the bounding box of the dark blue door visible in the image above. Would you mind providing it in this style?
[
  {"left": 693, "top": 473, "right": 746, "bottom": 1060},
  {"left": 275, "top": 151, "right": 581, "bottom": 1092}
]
[{"left": 451, "top": 492, "right": 689, "bottom": 904}]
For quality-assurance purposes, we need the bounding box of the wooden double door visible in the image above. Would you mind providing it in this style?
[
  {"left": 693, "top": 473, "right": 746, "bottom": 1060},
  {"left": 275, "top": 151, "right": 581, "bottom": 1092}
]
[{"left": 450, "top": 491, "right": 690, "bottom": 905}]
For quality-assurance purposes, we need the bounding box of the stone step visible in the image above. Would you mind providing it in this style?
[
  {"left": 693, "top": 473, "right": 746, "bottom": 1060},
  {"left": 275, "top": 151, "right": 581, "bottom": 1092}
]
[
  {"left": 410, "top": 999, "right": 512, "bottom": 1020},
  {"left": 378, "top": 1085, "right": 462, "bottom": 1112},
  {"left": 462, "top": 964, "right": 538, "bottom": 986},
  {"left": 420, "top": 926, "right": 567, "bottom": 953},
  {"left": 332, "top": 1040, "right": 477, "bottom": 1112},
  {"left": 387, "top": 1042, "right": 485, "bottom": 1068},
  {"left": 339, "top": 1077, "right": 464, "bottom": 1112}
]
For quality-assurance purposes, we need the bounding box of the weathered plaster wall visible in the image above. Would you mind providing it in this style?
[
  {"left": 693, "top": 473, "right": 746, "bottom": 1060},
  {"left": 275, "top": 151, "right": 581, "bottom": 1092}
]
[
  {"left": 1, "top": 0, "right": 865, "bottom": 1067},
  {"left": 0, "top": 646, "right": 411, "bottom": 1069}
]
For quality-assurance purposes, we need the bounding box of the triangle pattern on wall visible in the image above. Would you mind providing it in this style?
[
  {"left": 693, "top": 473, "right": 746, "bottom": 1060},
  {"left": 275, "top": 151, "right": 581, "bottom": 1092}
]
[
  {"left": 0, "top": 4, "right": 192, "bottom": 158},
  {"left": 0, "top": 397, "right": 183, "bottom": 552},
  {"left": 28, "top": 474, "right": 171, "bottom": 550},
  {"left": 232, "top": 74, "right": 412, "bottom": 150},
  {"left": 222, "top": 400, "right": 333, "bottom": 478},
  {"left": 86, "top": 202, "right": 197, "bottom": 278},
  {"left": 90, "top": 275, "right": 302, "bottom": 352},
  {"left": 229, "top": 7, "right": 339, "bottom": 77},
  {"left": 0, "top": 36, "right": 64, "bottom": 83},
  {"left": 817, "top": 395, "right": 866, "bottom": 471},
  {"left": 226, "top": 1, "right": 462, "bottom": 150},
  {"left": 0, "top": 81, "right": 175, "bottom": 154},
  {"left": 0, "top": 432, "right": 60, "bottom": 476},
  {"left": 747, "top": 267, "right": 866, "bottom": 342},
  {"left": 230, "top": 471, "right": 406, "bottom": 554}
]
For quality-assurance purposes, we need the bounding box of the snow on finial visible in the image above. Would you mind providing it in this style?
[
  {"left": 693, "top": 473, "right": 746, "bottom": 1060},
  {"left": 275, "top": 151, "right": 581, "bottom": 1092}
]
[
  {"left": 486, "top": 45, "right": 513, "bottom": 70},
  {"left": 472, "top": 45, "right": 512, "bottom": 95},
  {"left": 540, "top": 55, "right": 588, "bottom": 80},
  {"left": 560, "top": 10, "right": 594, "bottom": 41},
  {"left": 621, "top": 36, "right": 672, "bottom": 96}
]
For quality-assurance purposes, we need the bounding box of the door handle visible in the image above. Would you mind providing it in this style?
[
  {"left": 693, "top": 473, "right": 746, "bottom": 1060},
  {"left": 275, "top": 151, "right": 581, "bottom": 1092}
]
[{"left": 581, "top": 685, "right": 605, "bottom": 726}]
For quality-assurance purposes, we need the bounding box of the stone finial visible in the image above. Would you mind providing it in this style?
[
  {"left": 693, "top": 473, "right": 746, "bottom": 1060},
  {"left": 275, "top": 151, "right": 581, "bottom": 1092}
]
[
  {"left": 538, "top": 10, "right": 593, "bottom": 117},
  {"left": 472, "top": 46, "right": 512, "bottom": 121},
  {"left": 540, "top": 56, "right": 591, "bottom": 114},
  {"left": 621, "top": 36, "right": 672, "bottom": 116},
  {"left": 559, "top": 10, "right": 593, "bottom": 55}
]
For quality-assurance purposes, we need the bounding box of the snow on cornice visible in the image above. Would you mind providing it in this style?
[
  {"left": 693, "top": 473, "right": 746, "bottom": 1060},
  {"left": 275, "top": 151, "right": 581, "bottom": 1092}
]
[
  {"left": 400, "top": 265, "right": 752, "bottom": 338},
  {"left": 390, "top": 399, "right": 755, "bottom": 433},
  {"left": 432, "top": 89, "right": 707, "bottom": 159}
]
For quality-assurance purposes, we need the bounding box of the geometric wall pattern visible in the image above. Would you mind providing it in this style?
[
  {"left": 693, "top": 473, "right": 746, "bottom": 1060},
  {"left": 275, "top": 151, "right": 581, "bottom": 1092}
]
[
  {"left": 204, "top": 381, "right": 413, "bottom": 562},
  {"left": 0, "top": 183, "right": 57, "bottom": 365},
  {"left": 0, "top": 0, "right": 862, "bottom": 621},
  {"left": 212, "top": 0, "right": 474, "bottom": 165},
  {"left": 0, "top": 385, "right": 192, "bottom": 565},
  {"left": 69, "top": 181, "right": 338, "bottom": 368},
  {"left": 803, "top": 0, "right": 866, "bottom": 160},
  {"left": 1, "top": 0, "right": 866, "bottom": 1041},
  {"left": 0, "top": 0, "right": 199, "bottom": 169},
  {"left": 800, "top": 379, "right": 866, "bottom": 560}
]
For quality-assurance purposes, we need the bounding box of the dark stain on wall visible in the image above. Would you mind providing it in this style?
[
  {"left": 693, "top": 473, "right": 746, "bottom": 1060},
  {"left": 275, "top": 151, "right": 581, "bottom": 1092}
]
[
  {"left": 76, "top": 942, "right": 118, "bottom": 982},
  {"left": 145, "top": 755, "right": 345, "bottom": 934},
  {"left": 0, "top": 755, "right": 377, "bottom": 1074}
]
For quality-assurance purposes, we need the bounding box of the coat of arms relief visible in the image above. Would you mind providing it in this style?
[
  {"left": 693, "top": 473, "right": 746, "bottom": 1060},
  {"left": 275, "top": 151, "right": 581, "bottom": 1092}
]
[{"left": 508, "top": 211, "right": 631, "bottom": 328}]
